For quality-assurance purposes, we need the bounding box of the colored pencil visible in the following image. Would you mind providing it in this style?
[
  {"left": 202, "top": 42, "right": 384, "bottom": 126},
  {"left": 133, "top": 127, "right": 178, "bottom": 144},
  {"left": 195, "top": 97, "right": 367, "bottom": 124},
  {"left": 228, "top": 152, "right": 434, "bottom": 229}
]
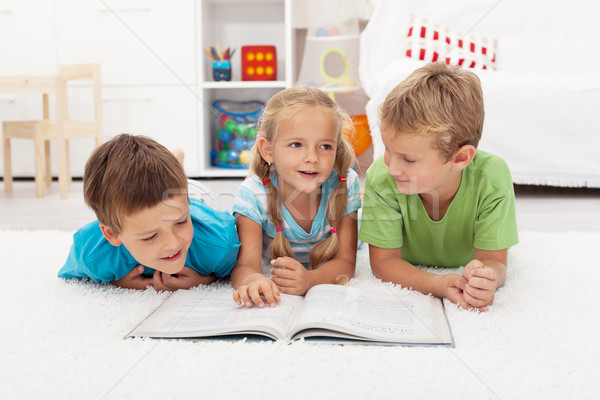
[
  {"left": 204, "top": 45, "right": 235, "bottom": 61},
  {"left": 204, "top": 47, "right": 215, "bottom": 61}
]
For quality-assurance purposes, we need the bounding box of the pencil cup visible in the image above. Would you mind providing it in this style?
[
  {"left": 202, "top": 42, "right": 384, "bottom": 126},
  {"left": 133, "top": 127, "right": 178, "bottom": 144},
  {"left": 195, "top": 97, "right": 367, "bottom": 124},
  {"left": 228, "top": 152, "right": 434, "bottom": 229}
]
[{"left": 212, "top": 60, "right": 231, "bottom": 81}]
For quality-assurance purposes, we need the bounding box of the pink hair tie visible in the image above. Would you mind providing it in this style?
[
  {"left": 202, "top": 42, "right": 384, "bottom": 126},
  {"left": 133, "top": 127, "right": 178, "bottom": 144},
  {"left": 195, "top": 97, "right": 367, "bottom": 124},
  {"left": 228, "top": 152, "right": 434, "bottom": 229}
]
[
  {"left": 338, "top": 176, "right": 347, "bottom": 182},
  {"left": 275, "top": 227, "right": 283, "bottom": 232},
  {"left": 330, "top": 227, "right": 338, "bottom": 234},
  {"left": 262, "top": 178, "right": 271, "bottom": 185}
]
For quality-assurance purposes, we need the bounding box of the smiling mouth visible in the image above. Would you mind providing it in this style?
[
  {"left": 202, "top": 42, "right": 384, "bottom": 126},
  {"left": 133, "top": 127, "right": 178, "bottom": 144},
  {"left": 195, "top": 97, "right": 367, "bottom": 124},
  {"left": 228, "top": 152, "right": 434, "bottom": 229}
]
[
  {"left": 395, "top": 177, "right": 412, "bottom": 183},
  {"left": 162, "top": 249, "right": 182, "bottom": 261},
  {"left": 299, "top": 170, "right": 318, "bottom": 177}
]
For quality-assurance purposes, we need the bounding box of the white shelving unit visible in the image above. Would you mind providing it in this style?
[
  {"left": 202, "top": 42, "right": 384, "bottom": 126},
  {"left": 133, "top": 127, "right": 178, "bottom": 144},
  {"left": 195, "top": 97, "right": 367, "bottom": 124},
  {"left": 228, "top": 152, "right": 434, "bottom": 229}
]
[
  {"left": 196, "top": 0, "right": 293, "bottom": 177},
  {"left": 0, "top": 0, "right": 297, "bottom": 179}
]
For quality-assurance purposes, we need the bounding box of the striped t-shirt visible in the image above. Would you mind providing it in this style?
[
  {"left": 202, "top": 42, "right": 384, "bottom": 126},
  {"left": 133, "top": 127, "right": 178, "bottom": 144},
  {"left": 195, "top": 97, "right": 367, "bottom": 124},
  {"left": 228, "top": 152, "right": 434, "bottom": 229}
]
[{"left": 233, "top": 169, "right": 362, "bottom": 268}]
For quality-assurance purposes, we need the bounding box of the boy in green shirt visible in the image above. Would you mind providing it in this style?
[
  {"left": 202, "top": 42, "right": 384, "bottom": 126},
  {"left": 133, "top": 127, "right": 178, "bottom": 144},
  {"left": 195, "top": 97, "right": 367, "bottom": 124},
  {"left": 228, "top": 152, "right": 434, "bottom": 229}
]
[{"left": 359, "top": 62, "right": 518, "bottom": 311}]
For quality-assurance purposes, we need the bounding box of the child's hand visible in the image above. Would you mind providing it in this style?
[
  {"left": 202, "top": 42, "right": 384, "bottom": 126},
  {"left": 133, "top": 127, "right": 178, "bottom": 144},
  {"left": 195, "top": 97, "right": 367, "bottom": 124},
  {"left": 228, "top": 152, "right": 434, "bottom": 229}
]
[
  {"left": 112, "top": 265, "right": 153, "bottom": 290},
  {"left": 439, "top": 273, "right": 470, "bottom": 309},
  {"left": 462, "top": 259, "right": 498, "bottom": 310},
  {"left": 438, "top": 273, "right": 488, "bottom": 312},
  {"left": 233, "top": 273, "right": 280, "bottom": 308},
  {"left": 152, "top": 267, "right": 215, "bottom": 291},
  {"left": 270, "top": 257, "right": 312, "bottom": 296}
]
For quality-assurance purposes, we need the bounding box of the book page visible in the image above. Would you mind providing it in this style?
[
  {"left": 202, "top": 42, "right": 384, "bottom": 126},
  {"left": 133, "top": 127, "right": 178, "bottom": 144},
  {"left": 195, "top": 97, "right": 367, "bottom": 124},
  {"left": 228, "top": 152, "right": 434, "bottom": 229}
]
[
  {"left": 289, "top": 285, "right": 452, "bottom": 345},
  {"left": 128, "top": 289, "right": 304, "bottom": 340}
]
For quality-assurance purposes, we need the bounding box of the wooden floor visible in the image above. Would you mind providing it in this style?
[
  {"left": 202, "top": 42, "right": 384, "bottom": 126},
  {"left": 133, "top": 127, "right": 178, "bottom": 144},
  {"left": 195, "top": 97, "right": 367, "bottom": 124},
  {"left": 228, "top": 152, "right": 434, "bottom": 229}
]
[{"left": 1, "top": 179, "right": 600, "bottom": 231}]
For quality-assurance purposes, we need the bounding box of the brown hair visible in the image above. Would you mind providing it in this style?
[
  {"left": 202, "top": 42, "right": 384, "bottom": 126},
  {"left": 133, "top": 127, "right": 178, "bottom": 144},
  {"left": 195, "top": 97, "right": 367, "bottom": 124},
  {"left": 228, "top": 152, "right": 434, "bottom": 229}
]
[
  {"left": 252, "top": 86, "right": 356, "bottom": 269},
  {"left": 83, "top": 134, "right": 188, "bottom": 234},
  {"left": 379, "top": 62, "right": 484, "bottom": 160}
]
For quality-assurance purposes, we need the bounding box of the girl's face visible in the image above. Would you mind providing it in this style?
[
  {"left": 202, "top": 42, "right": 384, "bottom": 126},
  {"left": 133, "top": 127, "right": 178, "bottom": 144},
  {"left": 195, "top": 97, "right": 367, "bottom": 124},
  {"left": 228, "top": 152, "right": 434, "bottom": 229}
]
[{"left": 260, "top": 106, "right": 338, "bottom": 197}]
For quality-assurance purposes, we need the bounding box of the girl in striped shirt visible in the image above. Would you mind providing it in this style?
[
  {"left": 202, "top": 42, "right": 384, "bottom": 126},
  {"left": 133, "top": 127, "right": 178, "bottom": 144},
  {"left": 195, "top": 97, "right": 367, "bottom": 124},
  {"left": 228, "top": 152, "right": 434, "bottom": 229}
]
[{"left": 231, "top": 87, "right": 362, "bottom": 308}]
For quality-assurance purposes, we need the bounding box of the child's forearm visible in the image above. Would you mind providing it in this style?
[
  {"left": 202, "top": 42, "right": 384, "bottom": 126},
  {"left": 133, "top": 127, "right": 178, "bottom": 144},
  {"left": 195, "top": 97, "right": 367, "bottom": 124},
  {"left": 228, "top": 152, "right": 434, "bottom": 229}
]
[
  {"left": 372, "top": 257, "right": 447, "bottom": 298},
  {"left": 230, "top": 264, "right": 263, "bottom": 289},
  {"left": 110, "top": 280, "right": 150, "bottom": 290},
  {"left": 308, "top": 258, "right": 355, "bottom": 287},
  {"left": 196, "top": 273, "right": 218, "bottom": 286}
]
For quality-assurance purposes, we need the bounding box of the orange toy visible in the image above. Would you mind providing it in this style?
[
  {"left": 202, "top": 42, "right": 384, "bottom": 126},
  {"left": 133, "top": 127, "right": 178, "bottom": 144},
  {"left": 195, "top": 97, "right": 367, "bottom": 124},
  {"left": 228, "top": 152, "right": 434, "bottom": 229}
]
[
  {"left": 241, "top": 45, "right": 277, "bottom": 81},
  {"left": 344, "top": 114, "right": 372, "bottom": 156}
]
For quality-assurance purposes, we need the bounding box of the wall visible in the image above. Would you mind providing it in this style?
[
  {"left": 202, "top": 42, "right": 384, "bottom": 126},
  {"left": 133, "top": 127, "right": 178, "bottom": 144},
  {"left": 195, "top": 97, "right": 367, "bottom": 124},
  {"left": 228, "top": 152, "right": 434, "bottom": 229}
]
[{"left": 0, "top": 0, "right": 197, "bottom": 177}]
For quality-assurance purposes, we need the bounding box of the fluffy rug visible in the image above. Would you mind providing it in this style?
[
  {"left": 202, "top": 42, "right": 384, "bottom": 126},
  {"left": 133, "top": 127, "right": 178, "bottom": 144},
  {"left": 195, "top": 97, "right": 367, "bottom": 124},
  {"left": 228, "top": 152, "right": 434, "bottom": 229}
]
[{"left": 1, "top": 229, "right": 598, "bottom": 399}]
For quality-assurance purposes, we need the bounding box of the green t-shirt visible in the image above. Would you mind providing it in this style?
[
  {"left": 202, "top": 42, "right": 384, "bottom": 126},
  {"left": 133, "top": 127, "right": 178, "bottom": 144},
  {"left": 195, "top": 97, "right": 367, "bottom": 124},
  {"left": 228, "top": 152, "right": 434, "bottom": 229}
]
[{"left": 359, "top": 150, "right": 518, "bottom": 268}]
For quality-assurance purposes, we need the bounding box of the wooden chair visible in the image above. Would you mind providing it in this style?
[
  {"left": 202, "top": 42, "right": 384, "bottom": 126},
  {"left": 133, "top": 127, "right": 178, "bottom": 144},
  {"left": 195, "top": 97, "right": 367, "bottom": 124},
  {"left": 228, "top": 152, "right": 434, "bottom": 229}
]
[{"left": 3, "top": 64, "right": 102, "bottom": 198}]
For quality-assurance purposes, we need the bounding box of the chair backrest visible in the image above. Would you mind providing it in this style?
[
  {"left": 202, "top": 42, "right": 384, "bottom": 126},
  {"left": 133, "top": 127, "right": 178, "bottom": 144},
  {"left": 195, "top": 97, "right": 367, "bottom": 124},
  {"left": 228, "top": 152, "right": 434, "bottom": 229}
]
[{"left": 57, "top": 64, "right": 102, "bottom": 129}]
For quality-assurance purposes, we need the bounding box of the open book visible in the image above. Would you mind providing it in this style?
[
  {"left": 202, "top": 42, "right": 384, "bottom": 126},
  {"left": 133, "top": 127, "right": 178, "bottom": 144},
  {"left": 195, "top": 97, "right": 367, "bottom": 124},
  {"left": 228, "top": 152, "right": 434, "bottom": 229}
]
[{"left": 127, "top": 284, "right": 454, "bottom": 346}]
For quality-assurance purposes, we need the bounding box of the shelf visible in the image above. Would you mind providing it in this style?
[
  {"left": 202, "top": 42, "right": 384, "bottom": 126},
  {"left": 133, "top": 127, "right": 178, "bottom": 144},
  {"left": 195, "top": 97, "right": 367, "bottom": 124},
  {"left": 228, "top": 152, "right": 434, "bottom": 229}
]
[
  {"left": 196, "top": 0, "right": 292, "bottom": 177},
  {"left": 305, "top": 34, "right": 360, "bottom": 41},
  {"left": 195, "top": 166, "right": 249, "bottom": 178},
  {"left": 201, "top": 80, "right": 289, "bottom": 89}
]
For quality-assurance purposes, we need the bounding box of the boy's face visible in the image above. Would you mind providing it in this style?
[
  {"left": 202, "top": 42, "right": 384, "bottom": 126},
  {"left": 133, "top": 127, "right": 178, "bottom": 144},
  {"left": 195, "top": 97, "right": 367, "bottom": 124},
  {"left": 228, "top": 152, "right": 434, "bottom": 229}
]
[
  {"left": 102, "top": 195, "right": 194, "bottom": 275},
  {"left": 381, "top": 129, "right": 460, "bottom": 196}
]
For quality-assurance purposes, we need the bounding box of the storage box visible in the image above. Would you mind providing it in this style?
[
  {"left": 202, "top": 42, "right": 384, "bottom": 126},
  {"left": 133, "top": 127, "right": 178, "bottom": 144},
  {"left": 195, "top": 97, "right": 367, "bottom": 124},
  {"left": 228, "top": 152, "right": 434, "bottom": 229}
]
[{"left": 211, "top": 100, "right": 264, "bottom": 169}]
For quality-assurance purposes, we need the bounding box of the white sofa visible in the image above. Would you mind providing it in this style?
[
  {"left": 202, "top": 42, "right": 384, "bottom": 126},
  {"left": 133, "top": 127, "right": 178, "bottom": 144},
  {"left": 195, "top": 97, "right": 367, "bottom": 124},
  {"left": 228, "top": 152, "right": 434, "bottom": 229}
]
[{"left": 359, "top": 0, "right": 600, "bottom": 187}]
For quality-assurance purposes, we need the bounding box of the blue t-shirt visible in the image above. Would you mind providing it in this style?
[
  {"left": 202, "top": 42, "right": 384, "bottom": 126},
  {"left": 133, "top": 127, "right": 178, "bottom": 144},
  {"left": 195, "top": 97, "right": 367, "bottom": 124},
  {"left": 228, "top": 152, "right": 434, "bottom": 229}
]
[
  {"left": 232, "top": 169, "right": 362, "bottom": 267},
  {"left": 58, "top": 198, "right": 240, "bottom": 283}
]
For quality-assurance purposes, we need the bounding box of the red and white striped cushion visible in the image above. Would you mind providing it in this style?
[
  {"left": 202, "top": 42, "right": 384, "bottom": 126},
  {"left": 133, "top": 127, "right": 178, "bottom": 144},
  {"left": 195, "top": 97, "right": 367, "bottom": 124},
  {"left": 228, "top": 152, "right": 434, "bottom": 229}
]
[{"left": 405, "top": 15, "right": 497, "bottom": 70}]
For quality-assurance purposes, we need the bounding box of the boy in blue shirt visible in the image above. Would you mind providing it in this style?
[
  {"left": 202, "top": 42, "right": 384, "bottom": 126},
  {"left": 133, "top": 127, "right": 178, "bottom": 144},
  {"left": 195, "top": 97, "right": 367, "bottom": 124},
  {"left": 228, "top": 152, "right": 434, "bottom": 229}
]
[{"left": 58, "top": 134, "right": 240, "bottom": 290}]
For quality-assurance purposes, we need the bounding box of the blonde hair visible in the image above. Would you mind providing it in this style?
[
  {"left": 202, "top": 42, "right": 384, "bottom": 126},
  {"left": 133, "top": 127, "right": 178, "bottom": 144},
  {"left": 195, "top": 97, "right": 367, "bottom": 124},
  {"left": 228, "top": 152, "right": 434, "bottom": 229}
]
[
  {"left": 252, "top": 86, "right": 356, "bottom": 269},
  {"left": 84, "top": 134, "right": 188, "bottom": 234},
  {"left": 379, "top": 62, "right": 484, "bottom": 161}
]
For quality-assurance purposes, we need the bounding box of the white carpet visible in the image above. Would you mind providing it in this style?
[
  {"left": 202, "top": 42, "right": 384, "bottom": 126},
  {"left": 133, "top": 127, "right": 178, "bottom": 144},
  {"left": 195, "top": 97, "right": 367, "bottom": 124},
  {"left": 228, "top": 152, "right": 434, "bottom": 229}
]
[{"left": 1, "top": 229, "right": 599, "bottom": 399}]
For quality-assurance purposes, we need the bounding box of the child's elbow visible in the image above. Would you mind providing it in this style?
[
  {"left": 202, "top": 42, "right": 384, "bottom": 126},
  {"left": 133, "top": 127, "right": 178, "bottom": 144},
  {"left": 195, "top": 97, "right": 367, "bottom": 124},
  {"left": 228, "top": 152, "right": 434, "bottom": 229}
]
[
  {"left": 370, "top": 263, "right": 384, "bottom": 280},
  {"left": 332, "top": 258, "right": 356, "bottom": 285},
  {"left": 335, "top": 268, "right": 354, "bottom": 286}
]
